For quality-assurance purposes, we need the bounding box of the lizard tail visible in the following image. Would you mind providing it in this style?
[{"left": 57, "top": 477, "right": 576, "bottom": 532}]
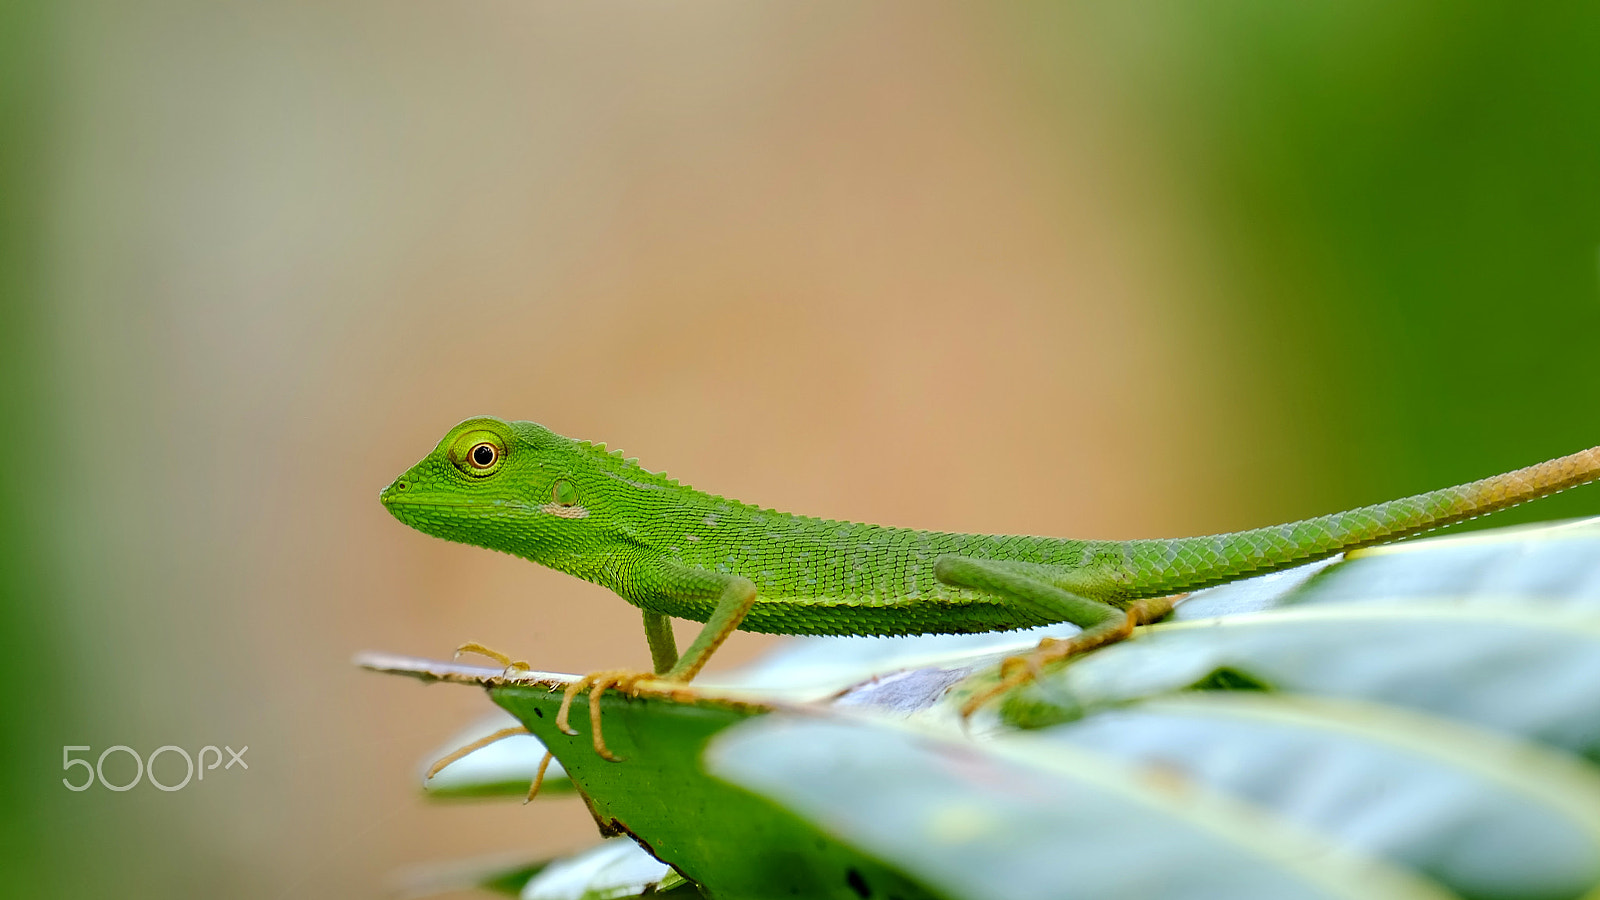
[{"left": 1121, "top": 445, "right": 1600, "bottom": 597}]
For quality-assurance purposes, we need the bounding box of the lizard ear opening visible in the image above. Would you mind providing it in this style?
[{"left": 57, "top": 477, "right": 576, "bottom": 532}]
[{"left": 552, "top": 479, "right": 578, "bottom": 507}]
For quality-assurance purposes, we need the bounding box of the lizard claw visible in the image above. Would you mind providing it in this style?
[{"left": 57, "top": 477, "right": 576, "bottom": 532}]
[
  {"left": 555, "top": 668, "right": 660, "bottom": 762},
  {"left": 956, "top": 595, "right": 1182, "bottom": 720},
  {"left": 423, "top": 724, "right": 529, "bottom": 780},
  {"left": 423, "top": 727, "right": 557, "bottom": 805},
  {"left": 525, "top": 751, "right": 555, "bottom": 804},
  {"left": 454, "top": 641, "right": 533, "bottom": 678}
]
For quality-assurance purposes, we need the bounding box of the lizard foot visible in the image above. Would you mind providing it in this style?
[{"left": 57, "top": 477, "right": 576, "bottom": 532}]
[
  {"left": 424, "top": 725, "right": 529, "bottom": 780},
  {"left": 554, "top": 668, "right": 664, "bottom": 762},
  {"left": 957, "top": 594, "right": 1182, "bottom": 720},
  {"left": 454, "top": 641, "right": 533, "bottom": 678},
  {"left": 525, "top": 751, "right": 555, "bottom": 804},
  {"left": 421, "top": 643, "right": 542, "bottom": 800},
  {"left": 423, "top": 729, "right": 558, "bottom": 804}
]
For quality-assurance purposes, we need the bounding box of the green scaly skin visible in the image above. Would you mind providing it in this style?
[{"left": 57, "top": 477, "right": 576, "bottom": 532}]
[{"left": 382, "top": 417, "right": 1600, "bottom": 691}]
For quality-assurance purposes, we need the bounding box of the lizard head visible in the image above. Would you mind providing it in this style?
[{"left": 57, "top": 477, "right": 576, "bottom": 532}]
[{"left": 380, "top": 416, "right": 618, "bottom": 564}]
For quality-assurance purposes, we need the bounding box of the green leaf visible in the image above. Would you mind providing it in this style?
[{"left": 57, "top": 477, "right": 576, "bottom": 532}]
[
  {"left": 485, "top": 679, "right": 942, "bottom": 900},
  {"left": 1003, "top": 603, "right": 1600, "bottom": 753},
  {"left": 1044, "top": 692, "right": 1600, "bottom": 900},
  {"left": 708, "top": 715, "right": 1450, "bottom": 900}
]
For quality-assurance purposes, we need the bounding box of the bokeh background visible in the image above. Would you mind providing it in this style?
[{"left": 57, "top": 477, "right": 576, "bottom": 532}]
[{"left": 4, "top": 2, "right": 1599, "bottom": 897}]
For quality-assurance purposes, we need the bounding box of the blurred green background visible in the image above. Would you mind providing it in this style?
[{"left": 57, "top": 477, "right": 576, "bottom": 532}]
[{"left": 3, "top": 1, "right": 1598, "bottom": 897}]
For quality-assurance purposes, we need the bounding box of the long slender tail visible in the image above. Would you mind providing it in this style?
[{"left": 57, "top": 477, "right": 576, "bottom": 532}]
[{"left": 1122, "top": 446, "right": 1600, "bottom": 597}]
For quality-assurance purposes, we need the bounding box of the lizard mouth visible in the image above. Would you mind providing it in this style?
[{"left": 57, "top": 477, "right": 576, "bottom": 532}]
[
  {"left": 380, "top": 496, "right": 535, "bottom": 514},
  {"left": 379, "top": 481, "right": 535, "bottom": 514}
]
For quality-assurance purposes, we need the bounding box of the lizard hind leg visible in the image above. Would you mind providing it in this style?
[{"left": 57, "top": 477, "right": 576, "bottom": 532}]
[
  {"left": 932, "top": 556, "right": 1178, "bottom": 718},
  {"left": 957, "top": 594, "right": 1181, "bottom": 718}
]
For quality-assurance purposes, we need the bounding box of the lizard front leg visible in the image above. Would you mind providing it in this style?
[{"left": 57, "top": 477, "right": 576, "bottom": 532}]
[
  {"left": 933, "top": 557, "right": 1178, "bottom": 717},
  {"left": 641, "top": 609, "right": 679, "bottom": 676},
  {"left": 556, "top": 569, "right": 758, "bottom": 760}
]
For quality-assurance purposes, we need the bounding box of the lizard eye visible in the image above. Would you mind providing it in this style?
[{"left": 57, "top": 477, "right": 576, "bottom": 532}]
[
  {"left": 552, "top": 479, "right": 578, "bottom": 507},
  {"left": 468, "top": 442, "right": 498, "bottom": 470},
  {"left": 448, "top": 428, "right": 506, "bottom": 477}
]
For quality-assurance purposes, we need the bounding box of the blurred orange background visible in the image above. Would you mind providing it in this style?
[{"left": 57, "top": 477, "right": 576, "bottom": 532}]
[{"left": 4, "top": 2, "right": 1599, "bottom": 897}]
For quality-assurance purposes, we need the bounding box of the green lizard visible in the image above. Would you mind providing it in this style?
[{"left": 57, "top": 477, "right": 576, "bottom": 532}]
[{"left": 382, "top": 416, "right": 1600, "bottom": 760}]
